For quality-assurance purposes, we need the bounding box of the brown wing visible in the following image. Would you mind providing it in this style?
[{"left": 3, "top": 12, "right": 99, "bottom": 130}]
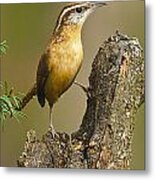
[{"left": 36, "top": 53, "right": 49, "bottom": 107}]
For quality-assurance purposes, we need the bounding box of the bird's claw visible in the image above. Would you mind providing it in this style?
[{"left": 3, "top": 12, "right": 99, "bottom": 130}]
[
  {"left": 48, "top": 126, "right": 59, "bottom": 138},
  {"left": 74, "top": 81, "right": 91, "bottom": 98}
]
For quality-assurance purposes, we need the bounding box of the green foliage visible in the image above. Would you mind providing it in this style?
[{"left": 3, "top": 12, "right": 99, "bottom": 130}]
[
  {"left": 0, "top": 81, "right": 27, "bottom": 128},
  {"left": 0, "top": 40, "right": 26, "bottom": 128},
  {"left": 0, "top": 40, "right": 8, "bottom": 55}
]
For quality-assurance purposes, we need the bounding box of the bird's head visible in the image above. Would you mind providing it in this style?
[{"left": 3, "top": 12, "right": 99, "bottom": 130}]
[{"left": 55, "top": 1, "right": 107, "bottom": 32}]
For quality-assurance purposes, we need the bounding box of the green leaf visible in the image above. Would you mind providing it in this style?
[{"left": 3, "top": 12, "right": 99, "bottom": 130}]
[
  {"left": 13, "top": 110, "right": 27, "bottom": 122},
  {"left": 0, "top": 81, "right": 27, "bottom": 128},
  {"left": 0, "top": 40, "right": 8, "bottom": 55}
]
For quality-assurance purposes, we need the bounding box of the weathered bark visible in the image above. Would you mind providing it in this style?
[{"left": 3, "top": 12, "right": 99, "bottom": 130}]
[{"left": 17, "top": 32, "right": 144, "bottom": 169}]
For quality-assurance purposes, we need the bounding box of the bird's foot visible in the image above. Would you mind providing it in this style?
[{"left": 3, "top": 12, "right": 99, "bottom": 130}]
[
  {"left": 74, "top": 81, "right": 91, "bottom": 98},
  {"left": 48, "top": 126, "right": 59, "bottom": 138}
]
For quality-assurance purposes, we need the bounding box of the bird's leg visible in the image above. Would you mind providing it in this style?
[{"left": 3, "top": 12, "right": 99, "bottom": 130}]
[
  {"left": 67, "top": 133, "right": 72, "bottom": 145},
  {"left": 74, "top": 81, "right": 91, "bottom": 98},
  {"left": 49, "top": 107, "right": 57, "bottom": 138}
]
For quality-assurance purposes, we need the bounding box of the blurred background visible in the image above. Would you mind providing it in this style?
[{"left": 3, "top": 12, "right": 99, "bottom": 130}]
[{"left": 0, "top": 1, "right": 144, "bottom": 169}]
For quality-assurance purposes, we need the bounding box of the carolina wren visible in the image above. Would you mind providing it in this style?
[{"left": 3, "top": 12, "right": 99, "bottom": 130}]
[{"left": 36, "top": 2, "right": 106, "bottom": 135}]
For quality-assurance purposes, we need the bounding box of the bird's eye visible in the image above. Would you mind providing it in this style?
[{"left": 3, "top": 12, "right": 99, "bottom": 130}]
[{"left": 75, "top": 7, "right": 83, "bottom": 13}]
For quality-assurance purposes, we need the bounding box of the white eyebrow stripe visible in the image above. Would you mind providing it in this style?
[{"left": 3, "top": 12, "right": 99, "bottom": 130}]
[{"left": 55, "top": 3, "right": 88, "bottom": 32}]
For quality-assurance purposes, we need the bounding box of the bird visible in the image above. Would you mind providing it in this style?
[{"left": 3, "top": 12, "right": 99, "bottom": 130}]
[{"left": 36, "top": 1, "right": 107, "bottom": 136}]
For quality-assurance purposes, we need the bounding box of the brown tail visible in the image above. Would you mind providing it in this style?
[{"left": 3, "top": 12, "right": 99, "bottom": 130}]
[{"left": 19, "top": 83, "right": 37, "bottom": 110}]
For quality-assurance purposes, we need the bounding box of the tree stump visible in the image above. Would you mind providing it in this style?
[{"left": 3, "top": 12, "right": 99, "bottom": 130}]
[{"left": 17, "top": 32, "right": 144, "bottom": 169}]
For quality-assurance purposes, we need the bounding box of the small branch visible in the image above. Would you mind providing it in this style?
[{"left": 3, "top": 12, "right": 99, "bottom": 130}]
[{"left": 18, "top": 32, "right": 144, "bottom": 169}]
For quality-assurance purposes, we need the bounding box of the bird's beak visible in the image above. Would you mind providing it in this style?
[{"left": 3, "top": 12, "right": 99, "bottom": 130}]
[{"left": 88, "top": 1, "right": 107, "bottom": 8}]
